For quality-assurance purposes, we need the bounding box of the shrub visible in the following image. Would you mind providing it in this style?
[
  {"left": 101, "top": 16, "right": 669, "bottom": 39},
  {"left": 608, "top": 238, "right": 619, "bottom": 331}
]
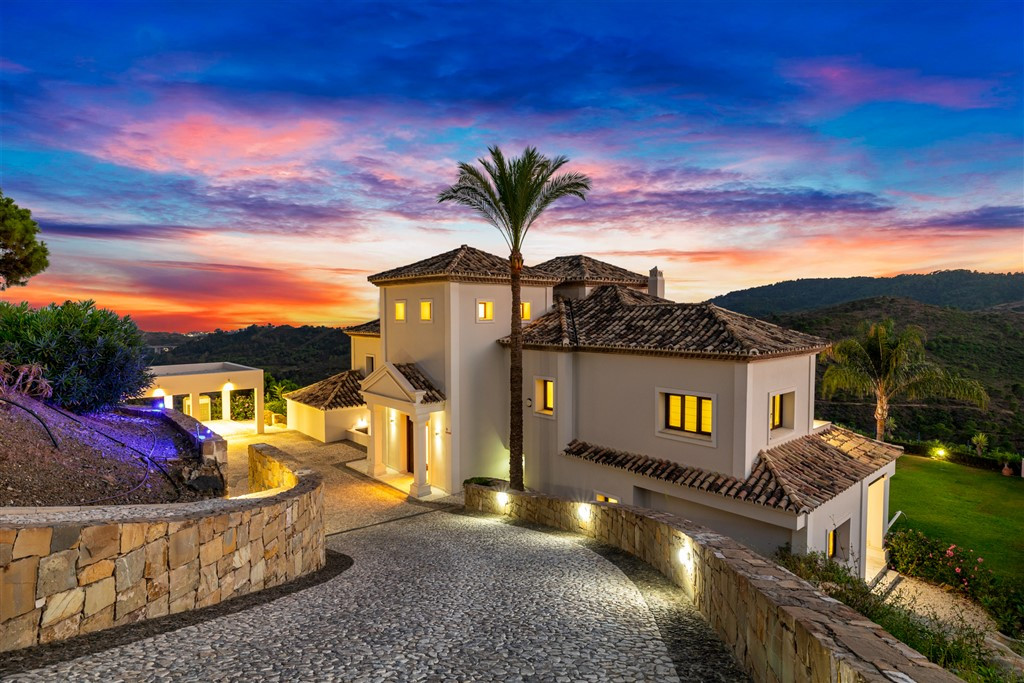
[
  {"left": 887, "top": 528, "right": 1024, "bottom": 638},
  {"left": 776, "top": 548, "right": 1009, "bottom": 681},
  {"left": 0, "top": 300, "right": 151, "bottom": 412}
]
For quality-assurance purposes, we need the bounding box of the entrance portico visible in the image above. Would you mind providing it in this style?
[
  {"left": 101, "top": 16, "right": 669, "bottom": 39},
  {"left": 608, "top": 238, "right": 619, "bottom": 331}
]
[{"left": 361, "top": 361, "right": 447, "bottom": 498}]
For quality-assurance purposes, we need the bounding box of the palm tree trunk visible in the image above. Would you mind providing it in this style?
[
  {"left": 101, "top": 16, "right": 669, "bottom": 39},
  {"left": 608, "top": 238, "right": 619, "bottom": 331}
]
[
  {"left": 874, "top": 393, "right": 888, "bottom": 442},
  {"left": 509, "top": 251, "right": 525, "bottom": 490}
]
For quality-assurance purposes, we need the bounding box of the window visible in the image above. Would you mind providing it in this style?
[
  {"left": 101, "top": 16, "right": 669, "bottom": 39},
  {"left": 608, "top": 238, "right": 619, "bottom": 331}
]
[
  {"left": 665, "top": 393, "right": 712, "bottom": 435},
  {"left": 420, "top": 299, "right": 433, "bottom": 322},
  {"left": 394, "top": 300, "right": 406, "bottom": 322},
  {"left": 520, "top": 301, "right": 532, "bottom": 321},
  {"left": 365, "top": 355, "right": 375, "bottom": 374},
  {"left": 827, "top": 529, "right": 836, "bottom": 559},
  {"left": 477, "top": 300, "right": 494, "bottom": 322},
  {"left": 534, "top": 377, "right": 555, "bottom": 416},
  {"left": 769, "top": 390, "right": 795, "bottom": 433},
  {"left": 595, "top": 493, "right": 619, "bottom": 504},
  {"left": 827, "top": 519, "right": 851, "bottom": 561},
  {"left": 770, "top": 393, "right": 783, "bottom": 429}
]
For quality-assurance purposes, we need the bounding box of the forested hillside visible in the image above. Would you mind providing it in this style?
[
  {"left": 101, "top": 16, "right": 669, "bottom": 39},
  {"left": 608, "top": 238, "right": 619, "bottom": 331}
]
[
  {"left": 772, "top": 297, "right": 1024, "bottom": 451},
  {"left": 152, "top": 324, "right": 350, "bottom": 386},
  {"left": 710, "top": 270, "right": 1023, "bottom": 317}
]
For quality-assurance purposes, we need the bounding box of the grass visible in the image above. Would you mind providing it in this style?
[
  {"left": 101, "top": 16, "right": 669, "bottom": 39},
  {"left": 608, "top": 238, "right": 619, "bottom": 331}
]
[{"left": 890, "top": 455, "right": 1024, "bottom": 584}]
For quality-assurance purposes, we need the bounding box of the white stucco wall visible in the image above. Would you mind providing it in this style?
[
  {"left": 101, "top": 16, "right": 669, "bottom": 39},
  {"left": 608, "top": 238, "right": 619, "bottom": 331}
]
[
  {"left": 286, "top": 400, "right": 369, "bottom": 444},
  {"left": 350, "top": 335, "right": 381, "bottom": 375},
  {"left": 747, "top": 354, "right": 817, "bottom": 469}
]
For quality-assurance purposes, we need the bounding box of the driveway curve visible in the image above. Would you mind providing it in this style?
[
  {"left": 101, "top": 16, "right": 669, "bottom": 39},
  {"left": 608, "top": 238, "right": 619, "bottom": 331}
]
[{"left": 6, "top": 434, "right": 748, "bottom": 682}]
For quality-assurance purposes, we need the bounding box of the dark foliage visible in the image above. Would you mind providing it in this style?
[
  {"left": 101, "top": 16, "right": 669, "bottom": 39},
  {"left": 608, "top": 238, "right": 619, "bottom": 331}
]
[
  {"left": 773, "top": 297, "right": 1024, "bottom": 452},
  {"left": 153, "top": 324, "right": 350, "bottom": 386},
  {"left": 710, "top": 270, "right": 1023, "bottom": 317},
  {"left": 0, "top": 300, "right": 151, "bottom": 412},
  {"left": 0, "top": 189, "right": 49, "bottom": 290}
]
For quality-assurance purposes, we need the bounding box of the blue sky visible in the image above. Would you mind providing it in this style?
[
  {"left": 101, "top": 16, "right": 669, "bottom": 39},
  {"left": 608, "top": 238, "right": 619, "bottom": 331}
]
[{"left": 1, "top": 0, "right": 1021, "bottom": 330}]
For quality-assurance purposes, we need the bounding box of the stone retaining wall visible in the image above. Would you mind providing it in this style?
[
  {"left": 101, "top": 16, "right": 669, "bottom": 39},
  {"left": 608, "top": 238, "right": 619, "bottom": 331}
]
[
  {"left": 156, "top": 407, "right": 228, "bottom": 467},
  {"left": 0, "top": 445, "right": 323, "bottom": 652},
  {"left": 465, "top": 483, "right": 957, "bottom": 683}
]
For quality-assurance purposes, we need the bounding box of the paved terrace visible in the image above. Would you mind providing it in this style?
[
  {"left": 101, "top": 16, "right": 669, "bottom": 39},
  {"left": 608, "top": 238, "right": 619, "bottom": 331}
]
[{"left": 3, "top": 431, "right": 748, "bottom": 682}]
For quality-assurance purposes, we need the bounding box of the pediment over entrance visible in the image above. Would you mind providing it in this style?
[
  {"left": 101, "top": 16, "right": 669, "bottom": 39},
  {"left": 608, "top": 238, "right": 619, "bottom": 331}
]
[{"left": 361, "top": 362, "right": 419, "bottom": 403}]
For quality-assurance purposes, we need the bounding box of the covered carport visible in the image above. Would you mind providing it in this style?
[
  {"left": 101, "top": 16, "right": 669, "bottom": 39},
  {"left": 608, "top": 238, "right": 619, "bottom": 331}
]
[{"left": 146, "top": 361, "right": 265, "bottom": 434}]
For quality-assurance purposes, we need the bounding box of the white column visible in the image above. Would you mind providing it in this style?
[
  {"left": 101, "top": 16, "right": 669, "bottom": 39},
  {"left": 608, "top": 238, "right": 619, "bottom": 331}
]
[
  {"left": 369, "top": 404, "right": 387, "bottom": 477},
  {"left": 188, "top": 392, "right": 201, "bottom": 419},
  {"left": 409, "top": 413, "right": 431, "bottom": 498},
  {"left": 221, "top": 389, "right": 231, "bottom": 421},
  {"left": 255, "top": 382, "right": 265, "bottom": 434}
]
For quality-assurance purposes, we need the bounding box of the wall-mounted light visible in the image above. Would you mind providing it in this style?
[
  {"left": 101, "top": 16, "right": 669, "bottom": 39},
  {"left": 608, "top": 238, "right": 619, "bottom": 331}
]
[
  {"left": 355, "top": 417, "right": 368, "bottom": 430},
  {"left": 223, "top": 380, "right": 235, "bottom": 391},
  {"left": 677, "top": 542, "right": 694, "bottom": 572},
  {"left": 496, "top": 491, "right": 509, "bottom": 507},
  {"left": 153, "top": 388, "right": 166, "bottom": 397},
  {"left": 577, "top": 502, "right": 591, "bottom": 522}
]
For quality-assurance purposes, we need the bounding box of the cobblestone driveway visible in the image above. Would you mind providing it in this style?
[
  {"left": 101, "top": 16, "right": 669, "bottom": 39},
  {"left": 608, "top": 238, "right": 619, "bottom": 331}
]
[{"left": 6, "top": 434, "right": 747, "bottom": 682}]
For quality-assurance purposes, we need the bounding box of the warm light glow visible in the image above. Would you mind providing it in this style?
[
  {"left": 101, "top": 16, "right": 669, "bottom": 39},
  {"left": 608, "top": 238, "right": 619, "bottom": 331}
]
[
  {"left": 395, "top": 300, "right": 406, "bottom": 321},
  {"left": 355, "top": 417, "right": 368, "bottom": 430},
  {"left": 477, "top": 300, "right": 493, "bottom": 321},
  {"left": 223, "top": 381, "right": 235, "bottom": 391},
  {"left": 677, "top": 544, "right": 694, "bottom": 572},
  {"left": 152, "top": 388, "right": 166, "bottom": 398},
  {"left": 520, "top": 301, "right": 531, "bottom": 320},
  {"left": 496, "top": 491, "right": 509, "bottom": 507},
  {"left": 577, "top": 502, "right": 592, "bottom": 522},
  {"left": 420, "top": 300, "right": 432, "bottom": 321},
  {"left": 595, "top": 493, "right": 619, "bottom": 504}
]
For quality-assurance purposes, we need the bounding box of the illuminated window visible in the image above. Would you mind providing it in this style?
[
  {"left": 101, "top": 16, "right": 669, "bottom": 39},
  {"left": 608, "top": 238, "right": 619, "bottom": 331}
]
[
  {"left": 534, "top": 377, "right": 555, "bottom": 416},
  {"left": 420, "top": 300, "right": 433, "bottom": 322},
  {"left": 595, "top": 493, "right": 619, "bottom": 504},
  {"left": 827, "top": 529, "right": 836, "bottom": 559},
  {"left": 665, "top": 393, "right": 712, "bottom": 435},
  {"left": 477, "top": 300, "right": 494, "bottom": 321},
  {"left": 520, "top": 301, "right": 532, "bottom": 320},
  {"left": 769, "top": 391, "right": 795, "bottom": 432},
  {"left": 771, "top": 394, "right": 783, "bottom": 429},
  {"left": 394, "top": 300, "right": 406, "bottom": 322}
]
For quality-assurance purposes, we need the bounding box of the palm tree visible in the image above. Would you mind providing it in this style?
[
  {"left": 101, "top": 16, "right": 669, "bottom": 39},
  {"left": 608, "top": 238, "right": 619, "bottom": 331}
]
[
  {"left": 822, "top": 320, "right": 988, "bottom": 442},
  {"left": 438, "top": 146, "right": 591, "bottom": 490},
  {"left": 971, "top": 432, "right": 988, "bottom": 458}
]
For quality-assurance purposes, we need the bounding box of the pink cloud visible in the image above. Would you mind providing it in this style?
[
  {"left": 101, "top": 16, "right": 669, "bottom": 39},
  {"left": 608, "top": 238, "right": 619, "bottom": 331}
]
[
  {"left": 782, "top": 58, "right": 1002, "bottom": 110},
  {"left": 93, "top": 114, "right": 338, "bottom": 179},
  {"left": 0, "top": 57, "right": 29, "bottom": 73}
]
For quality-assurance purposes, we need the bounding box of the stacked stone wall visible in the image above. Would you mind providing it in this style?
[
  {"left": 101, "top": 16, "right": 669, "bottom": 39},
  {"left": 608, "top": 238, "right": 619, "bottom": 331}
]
[
  {"left": 0, "top": 444, "right": 323, "bottom": 652},
  {"left": 465, "top": 483, "right": 957, "bottom": 683}
]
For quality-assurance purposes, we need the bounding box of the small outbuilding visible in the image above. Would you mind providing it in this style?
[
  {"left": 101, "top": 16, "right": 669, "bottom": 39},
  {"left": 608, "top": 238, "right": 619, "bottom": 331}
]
[
  {"left": 285, "top": 370, "right": 370, "bottom": 445},
  {"left": 147, "top": 362, "right": 265, "bottom": 434}
]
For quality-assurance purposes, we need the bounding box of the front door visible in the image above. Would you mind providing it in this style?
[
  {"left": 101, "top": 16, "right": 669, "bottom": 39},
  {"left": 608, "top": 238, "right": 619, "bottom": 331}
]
[{"left": 405, "top": 415, "right": 414, "bottom": 473}]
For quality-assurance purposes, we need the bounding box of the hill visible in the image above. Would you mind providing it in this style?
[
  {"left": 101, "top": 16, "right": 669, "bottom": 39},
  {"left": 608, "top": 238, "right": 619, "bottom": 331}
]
[
  {"left": 709, "top": 270, "right": 1023, "bottom": 317},
  {"left": 151, "top": 324, "right": 350, "bottom": 386},
  {"left": 770, "top": 297, "right": 1024, "bottom": 451}
]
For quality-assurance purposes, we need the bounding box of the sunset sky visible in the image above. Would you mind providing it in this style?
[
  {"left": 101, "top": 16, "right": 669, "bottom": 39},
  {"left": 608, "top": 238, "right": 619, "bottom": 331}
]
[{"left": 1, "top": 1, "right": 1021, "bottom": 331}]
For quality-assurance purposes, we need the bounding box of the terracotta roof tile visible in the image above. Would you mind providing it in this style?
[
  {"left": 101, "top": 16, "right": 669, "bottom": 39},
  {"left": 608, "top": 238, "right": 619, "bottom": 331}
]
[
  {"left": 533, "top": 255, "right": 647, "bottom": 287},
  {"left": 368, "top": 245, "right": 559, "bottom": 286},
  {"left": 285, "top": 370, "right": 365, "bottom": 410},
  {"left": 344, "top": 319, "right": 380, "bottom": 337},
  {"left": 562, "top": 426, "right": 901, "bottom": 514},
  {"left": 393, "top": 363, "right": 446, "bottom": 404},
  {"left": 504, "top": 285, "right": 828, "bottom": 358}
]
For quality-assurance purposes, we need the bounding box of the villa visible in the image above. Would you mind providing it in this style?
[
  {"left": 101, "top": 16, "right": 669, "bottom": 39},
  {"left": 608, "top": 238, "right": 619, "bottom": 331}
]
[{"left": 285, "top": 245, "right": 901, "bottom": 580}]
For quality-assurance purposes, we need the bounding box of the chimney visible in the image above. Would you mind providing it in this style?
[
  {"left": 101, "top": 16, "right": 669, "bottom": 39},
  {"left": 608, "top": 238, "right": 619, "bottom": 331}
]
[{"left": 648, "top": 267, "right": 665, "bottom": 299}]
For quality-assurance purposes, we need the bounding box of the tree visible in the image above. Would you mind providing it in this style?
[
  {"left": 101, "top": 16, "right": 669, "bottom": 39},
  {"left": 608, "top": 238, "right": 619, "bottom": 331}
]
[
  {"left": 821, "top": 319, "right": 988, "bottom": 442},
  {"left": 0, "top": 189, "right": 49, "bottom": 290},
  {"left": 970, "top": 432, "right": 988, "bottom": 458},
  {"left": 438, "top": 146, "right": 591, "bottom": 490}
]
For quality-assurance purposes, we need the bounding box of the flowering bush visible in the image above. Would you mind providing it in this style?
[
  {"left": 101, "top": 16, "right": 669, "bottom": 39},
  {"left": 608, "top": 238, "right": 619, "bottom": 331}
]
[{"left": 887, "top": 528, "right": 1024, "bottom": 637}]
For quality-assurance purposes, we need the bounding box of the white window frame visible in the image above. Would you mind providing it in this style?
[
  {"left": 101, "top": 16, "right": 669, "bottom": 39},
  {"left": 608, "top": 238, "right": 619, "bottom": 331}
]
[
  {"left": 767, "top": 386, "right": 797, "bottom": 442},
  {"left": 394, "top": 299, "right": 407, "bottom": 323},
  {"left": 419, "top": 298, "right": 433, "bottom": 323},
  {"left": 533, "top": 375, "right": 556, "bottom": 419},
  {"left": 654, "top": 386, "right": 717, "bottom": 447},
  {"left": 365, "top": 354, "right": 376, "bottom": 375},
  {"left": 475, "top": 298, "right": 495, "bottom": 323}
]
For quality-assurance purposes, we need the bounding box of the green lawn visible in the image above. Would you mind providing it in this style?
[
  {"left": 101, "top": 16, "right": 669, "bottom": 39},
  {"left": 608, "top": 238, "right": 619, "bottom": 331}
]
[{"left": 889, "top": 455, "right": 1024, "bottom": 584}]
